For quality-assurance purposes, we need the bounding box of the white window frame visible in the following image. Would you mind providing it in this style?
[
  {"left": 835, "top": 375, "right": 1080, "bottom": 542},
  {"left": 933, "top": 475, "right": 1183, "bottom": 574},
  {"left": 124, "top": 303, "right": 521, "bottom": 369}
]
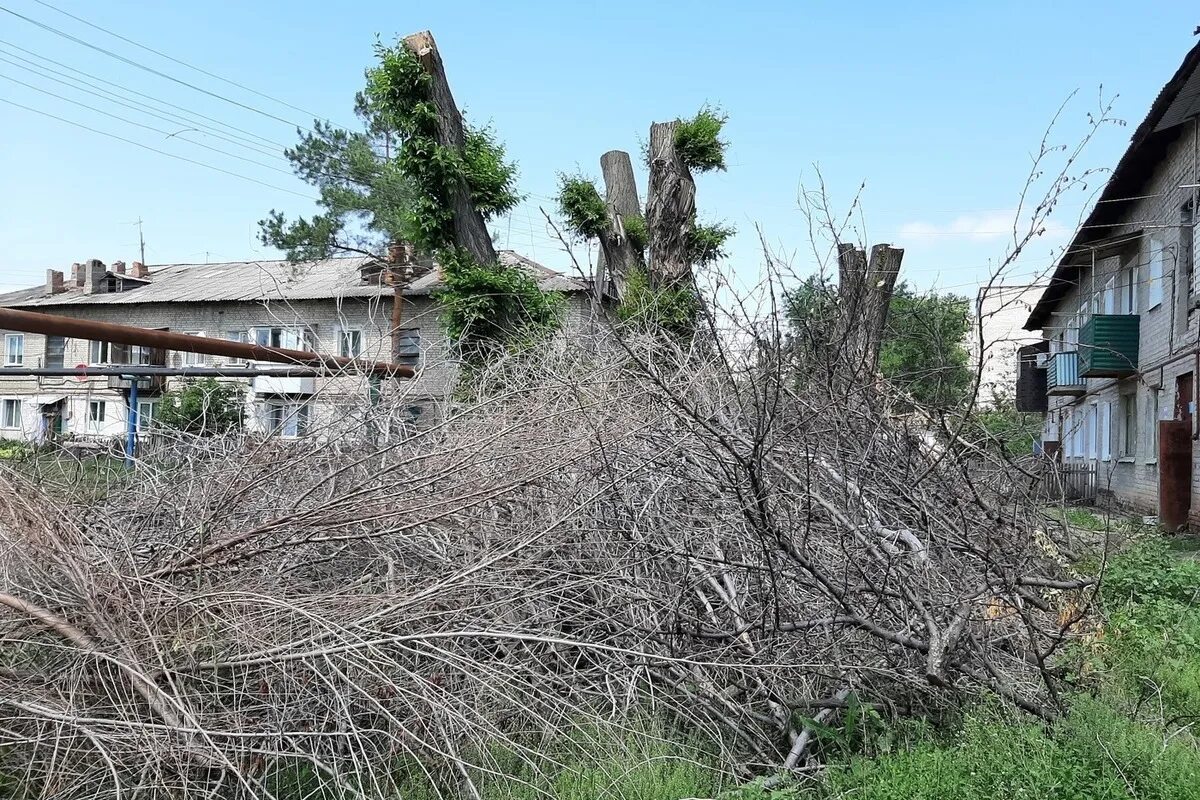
[
  {"left": 1100, "top": 401, "right": 1112, "bottom": 462},
  {"left": 1086, "top": 402, "right": 1098, "bottom": 459},
  {"left": 1148, "top": 235, "right": 1164, "bottom": 310},
  {"left": 262, "top": 399, "right": 310, "bottom": 439},
  {"left": 251, "top": 326, "right": 304, "bottom": 350},
  {"left": 181, "top": 332, "right": 207, "bottom": 366},
  {"left": 0, "top": 398, "right": 20, "bottom": 429},
  {"left": 1102, "top": 276, "right": 1116, "bottom": 315},
  {"left": 3, "top": 334, "right": 23, "bottom": 366},
  {"left": 1119, "top": 391, "right": 1138, "bottom": 459},
  {"left": 223, "top": 330, "right": 249, "bottom": 365},
  {"left": 87, "top": 400, "right": 107, "bottom": 434},
  {"left": 338, "top": 328, "right": 364, "bottom": 359},
  {"left": 89, "top": 340, "right": 148, "bottom": 366},
  {"left": 135, "top": 399, "right": 157, "bottom": 433},
  {"left": 1121, "top": 264, "right": 1138, "bottom": 314}
]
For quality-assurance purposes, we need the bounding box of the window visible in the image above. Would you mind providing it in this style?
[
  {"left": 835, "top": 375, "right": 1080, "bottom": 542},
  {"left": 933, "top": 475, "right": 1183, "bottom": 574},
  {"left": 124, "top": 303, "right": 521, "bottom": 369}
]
[
  {"left": 89, "top": 341, "right": 149, "bottom": 365},
  {"left": 1, "top": 399, "right": 19, "bottom": 429},
  {"left": 135, "top": 399, "right": 157, "bottom": 432},
  {"left": 1149, "top": 387, "right": 1162, "bottom": 461},
  {"left": 181, "top": 332, "right": 206, "bottom": 366},
  {"left": 396, "top": 328, "right": 420, "bottom": 368},
  {"left": 44, "top": 335, "right": 65, "bottom": 369},
  {"left": 224, "top": 330, "right": 249, "bottom": 365},
  {"left": 263, "top": 400, "right": 310, "bottom": 438},
  {"left": 1102, "top": 276, "right": 1116, "bottom": 315},
  {"left": 1119, "top": 391, "right": 1138, "bottom": 458},
  {"left": 1121, "top": 263, "right": 1138, "bottom": 315},
  {"left": 87, "top": 400, "right": 106, "bottom": 433},
  {"left": 4, "top": 334, "right": 23, "bottom": 366},
  {"left": 1085, "top": 403, "right": 1098, "bottom": 459},
  {"left": 1100, "top": 401, "right": 1112, "bottom": 461},
  {"left": 338, "top": 329, "right": 363, "bottom": 359},
  {"left": 252, "top": 327, "right": 303, "bottom": 350},
  {"left": 1148, "top": 235, "right": 1164, "bottom": 310}
]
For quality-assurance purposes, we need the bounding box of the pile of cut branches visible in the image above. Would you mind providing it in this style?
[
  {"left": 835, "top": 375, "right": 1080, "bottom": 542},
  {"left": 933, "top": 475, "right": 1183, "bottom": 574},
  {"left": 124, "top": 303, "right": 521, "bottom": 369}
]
[{"left": 0, "top": 320, "right": 1085, "bottom": 798}]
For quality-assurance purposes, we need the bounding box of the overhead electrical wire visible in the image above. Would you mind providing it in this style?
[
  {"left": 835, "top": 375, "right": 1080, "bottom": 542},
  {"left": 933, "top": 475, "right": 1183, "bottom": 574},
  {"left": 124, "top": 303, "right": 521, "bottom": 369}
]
[
  {"left": 0, "top": 73, "right": 296, "bottom": 176},
  {"left": 0, "top": 55, "right": 288, "bottom": 161},
  {"left": 0, "top": 3, "right": 309, "bottom": 129},
  {"left": 0, "top": 96, "right": 315, "bottom": 200},
  {"left": 29, "top": 0, "right": 347, "bottom": 127},
  {"left": 0, "top": 39, "right": 288, "bottom": 152}
]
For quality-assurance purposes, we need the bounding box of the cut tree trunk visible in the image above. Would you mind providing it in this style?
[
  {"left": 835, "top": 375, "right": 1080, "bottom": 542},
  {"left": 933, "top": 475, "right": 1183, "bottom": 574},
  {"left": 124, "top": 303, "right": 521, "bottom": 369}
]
[
  {"left": 645, "top": 121, "right": 696, "bottom": 288},
  {"left": 402, "top": 31, "right": 497, "bottom": 266},
  {"left": 836, "top": 242, "right": 904, "bottom": 379},
  {"left": 597, "top": 149, "right": 645, "bottom": 302}
]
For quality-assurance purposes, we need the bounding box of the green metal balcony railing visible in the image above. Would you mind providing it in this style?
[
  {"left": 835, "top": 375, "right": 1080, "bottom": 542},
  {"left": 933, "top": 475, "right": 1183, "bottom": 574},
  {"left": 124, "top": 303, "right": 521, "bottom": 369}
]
[
  {"left": 1046, "top": 352, "right": 1085, "bottom": 396},
  {"left": 1079, "top": 314, "right": 1140, "bottom": 378}
]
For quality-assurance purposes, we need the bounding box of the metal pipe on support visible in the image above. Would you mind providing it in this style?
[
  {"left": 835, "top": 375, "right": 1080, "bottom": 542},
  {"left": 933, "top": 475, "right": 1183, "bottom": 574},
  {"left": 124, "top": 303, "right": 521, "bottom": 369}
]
[
  {"left": 0, "top": 307, "right": 414, "bottom": 378},
  {"left": 0, "top": 366, "right": 337, "bottom": 378}
]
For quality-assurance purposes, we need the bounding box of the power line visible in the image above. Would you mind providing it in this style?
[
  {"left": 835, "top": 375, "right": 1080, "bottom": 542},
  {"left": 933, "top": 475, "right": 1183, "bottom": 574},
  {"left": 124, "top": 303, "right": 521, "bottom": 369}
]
[
  {"left": 0, "top": 54, "right": 288, "bottom": 161},
  {"left": 29, "top": 0, "right": 345, "bottom": 127},
  {"left": 0, "top": 96, "right": 315, "bottom": 199},
  {"left": 0, "top": 39, "right": 288, "bottom": 152},
  {"left": 0, "top": 72, "right": 296, "bottom": 176},
  {"left": 0, "top": 4, "right": 308, "bottom": 129}
]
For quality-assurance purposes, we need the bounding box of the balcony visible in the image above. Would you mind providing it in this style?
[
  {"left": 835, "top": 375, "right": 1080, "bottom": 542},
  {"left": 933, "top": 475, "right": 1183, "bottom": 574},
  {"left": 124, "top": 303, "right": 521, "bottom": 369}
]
[
  {"left": 1079, "top": 314, "right": 1140, "bottom": 378},
  {"left": 1046, "top": 352, "right": 1085, "bottom": 396},
  {"left": 252, "top": 375, "right": 316, "bottom": 395}
]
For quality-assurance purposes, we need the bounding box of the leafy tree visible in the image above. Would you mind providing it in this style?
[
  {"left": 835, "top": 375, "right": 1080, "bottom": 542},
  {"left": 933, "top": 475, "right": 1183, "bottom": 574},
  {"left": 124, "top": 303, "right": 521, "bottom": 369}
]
[
  {"left": 259, "top": 37, "right": 561, "bottom": 360},
  {"left": 785, "top": 279, "right": 973, "bottom": 409},
  {"left": 156, "top": 379, "right": 244, "bottom": 435}
]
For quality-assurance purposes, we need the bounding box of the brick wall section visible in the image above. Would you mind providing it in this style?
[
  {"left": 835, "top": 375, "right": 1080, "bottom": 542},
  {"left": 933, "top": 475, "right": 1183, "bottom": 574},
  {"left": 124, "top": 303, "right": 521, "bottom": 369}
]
[
  {"left": 1040, "top": 121, "right": 1200, "bottom": 519},
  {"left": 0, "top": 293, "right": 595, "bottom": 443}
]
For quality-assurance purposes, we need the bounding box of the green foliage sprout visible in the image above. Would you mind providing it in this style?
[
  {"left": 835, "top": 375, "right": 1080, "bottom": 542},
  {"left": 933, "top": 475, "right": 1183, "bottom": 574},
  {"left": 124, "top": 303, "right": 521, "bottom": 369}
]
[
  {"left": 622, "top": 213, "right": 648, "bottom": 251},
  {"left": 556, "top": 175, "right": 609, "bottom": 240},
  {"left": 617, "top": 268, "right": 699, "bottom": 336},
  {"left": 674, "top": 106, "right": 729, "bottom": 172},
  {"left": 435, "top": 249, "right": 564, "bottom": 363},
  {"left": 686, "top": 220, "right": 735, "bottom": 267}
]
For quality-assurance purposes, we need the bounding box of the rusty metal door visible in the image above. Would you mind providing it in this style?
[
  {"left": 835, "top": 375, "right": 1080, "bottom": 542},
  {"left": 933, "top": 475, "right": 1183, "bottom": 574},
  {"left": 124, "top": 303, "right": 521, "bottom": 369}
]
[{"left": 1161, "top": 372, "right": 1194, "bottom": 531}]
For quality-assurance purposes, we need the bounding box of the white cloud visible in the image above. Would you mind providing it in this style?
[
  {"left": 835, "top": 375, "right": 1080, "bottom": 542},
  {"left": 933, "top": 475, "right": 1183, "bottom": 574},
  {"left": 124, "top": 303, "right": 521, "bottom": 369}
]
[{"left": 899, "top": 211, "right": 1068, "bottom": 243}]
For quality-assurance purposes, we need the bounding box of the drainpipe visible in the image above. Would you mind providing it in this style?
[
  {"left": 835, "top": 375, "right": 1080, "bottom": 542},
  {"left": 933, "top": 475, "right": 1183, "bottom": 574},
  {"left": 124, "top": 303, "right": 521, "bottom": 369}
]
[{"left": 125, "top": 377, "right": 138, "bottom": 469}]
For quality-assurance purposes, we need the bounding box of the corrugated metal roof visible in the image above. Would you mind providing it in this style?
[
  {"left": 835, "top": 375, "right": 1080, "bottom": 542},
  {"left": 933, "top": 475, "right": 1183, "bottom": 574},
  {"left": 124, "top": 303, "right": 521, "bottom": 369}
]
[
  {"left": 3, "top": 251, "right": 589, "bottom": 309},
  {"left": 1025, "top": 41, "right": 1200, "bottom": 331},
  {"left": 1156, "top": 64, "right": 1200, "bottom": 132}
]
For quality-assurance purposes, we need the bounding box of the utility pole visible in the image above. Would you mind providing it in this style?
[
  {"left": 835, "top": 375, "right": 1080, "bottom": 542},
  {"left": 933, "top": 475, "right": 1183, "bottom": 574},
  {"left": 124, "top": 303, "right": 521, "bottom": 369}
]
[{"left": 135, "top": 218, "right": 146, "bottom": 265}]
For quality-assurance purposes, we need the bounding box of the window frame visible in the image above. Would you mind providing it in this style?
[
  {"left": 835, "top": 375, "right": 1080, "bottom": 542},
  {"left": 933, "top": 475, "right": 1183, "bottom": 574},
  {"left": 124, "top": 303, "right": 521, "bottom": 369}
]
[
  {"left": 263, "top": 399, "right": 311, "bottom": 439},
  {"left": 4, "top": 333, "right": 24, "bottom": 366},
  {"left": 223, "top": 330, "right": 249, "bottom": 365},
  {"left": 1147, "top": 235, "right": 1165, "bottom": 310},
  {"left": 0, "top": 398, "right": 20, "bottom": 429},
  {"left": 1119, "top": 391, "right": 1138, "bottom": 459},
  {"left": 180, "top": 331, "right": 207, "bottom": 366},
  {"left": 135, "top": 399, "right": 157, "bottom": 433},
  {"left": 338, "top": 328, "right": 364, "bottom": 359},
  {"left": 86, "top": 400, "right": 107, "bottom": 433}
]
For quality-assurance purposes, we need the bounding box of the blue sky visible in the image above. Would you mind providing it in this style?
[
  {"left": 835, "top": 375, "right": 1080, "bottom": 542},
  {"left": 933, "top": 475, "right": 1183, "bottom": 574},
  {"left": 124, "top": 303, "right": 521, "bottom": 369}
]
[{"left": 1, "top": 0, "right": 1197, "bottom": 295}]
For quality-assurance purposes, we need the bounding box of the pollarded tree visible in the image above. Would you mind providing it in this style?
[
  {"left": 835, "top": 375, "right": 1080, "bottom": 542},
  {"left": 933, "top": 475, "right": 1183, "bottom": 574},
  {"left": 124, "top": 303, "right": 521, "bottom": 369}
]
[{"left": 556, "top": 107, "right": 735, "bottom": 331}]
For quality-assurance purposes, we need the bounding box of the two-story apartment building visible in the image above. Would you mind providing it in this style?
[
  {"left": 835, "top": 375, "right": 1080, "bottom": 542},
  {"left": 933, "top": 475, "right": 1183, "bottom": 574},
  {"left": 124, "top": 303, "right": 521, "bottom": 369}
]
[
  {"left": 1022, "top": 41, "right": 1200, "bottom": 526},
  {"left": 0, "top": 251, "right": 590, "bottom": 443}
]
